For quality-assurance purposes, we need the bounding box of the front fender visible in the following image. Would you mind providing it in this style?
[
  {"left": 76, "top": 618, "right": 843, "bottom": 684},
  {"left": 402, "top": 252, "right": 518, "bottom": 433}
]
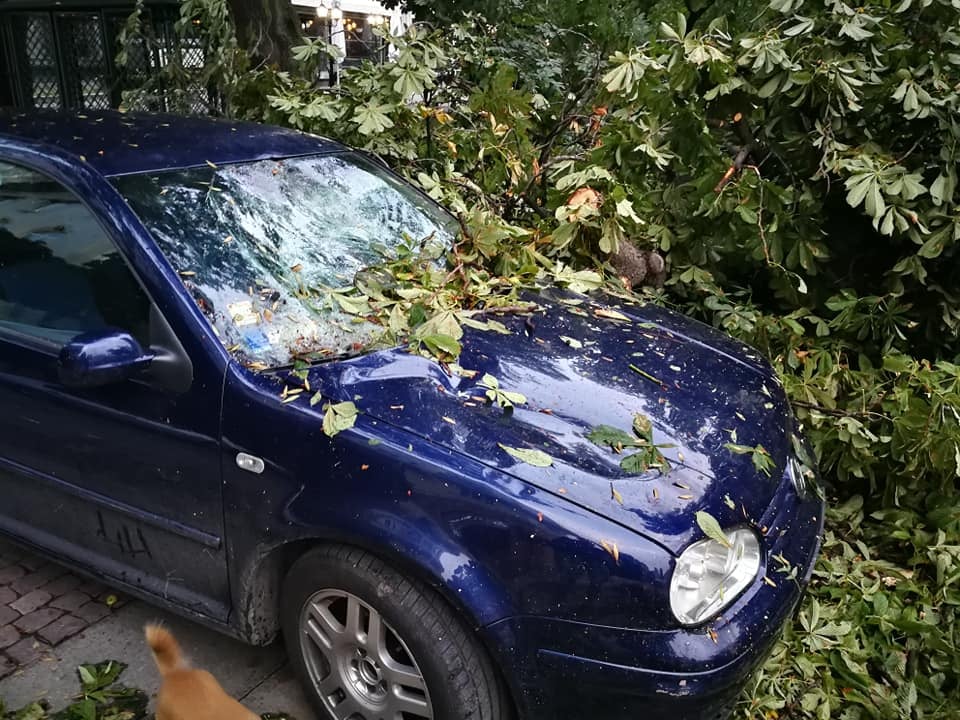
[{"left": 221, "top": 365, "right": 673, "bottom": 644}]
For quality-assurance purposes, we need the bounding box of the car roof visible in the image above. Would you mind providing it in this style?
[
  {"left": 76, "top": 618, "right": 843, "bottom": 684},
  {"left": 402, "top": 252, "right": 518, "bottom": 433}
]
[{"left": 0, "top": 110, "right": 346, "bottom": 177}]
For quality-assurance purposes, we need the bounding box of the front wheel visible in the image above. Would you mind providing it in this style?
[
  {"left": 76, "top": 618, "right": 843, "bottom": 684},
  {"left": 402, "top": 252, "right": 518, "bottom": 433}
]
[{"left": 281, "top": 544, "right": 511, "bottom": 720}]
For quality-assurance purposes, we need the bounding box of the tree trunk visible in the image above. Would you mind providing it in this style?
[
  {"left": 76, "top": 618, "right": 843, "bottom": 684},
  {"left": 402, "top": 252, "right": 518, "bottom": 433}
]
[{"left": 226, "top": 0, "right": 301, "bottom": 70}]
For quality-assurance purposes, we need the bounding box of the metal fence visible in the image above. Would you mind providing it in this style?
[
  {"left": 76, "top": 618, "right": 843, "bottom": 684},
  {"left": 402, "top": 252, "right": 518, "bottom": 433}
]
[{"left": 0, "top": 2, "right": 218, "bottom": 114}]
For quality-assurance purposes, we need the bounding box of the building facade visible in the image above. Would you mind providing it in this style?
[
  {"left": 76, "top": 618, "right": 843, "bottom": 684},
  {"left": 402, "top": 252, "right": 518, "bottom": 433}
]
[{"left": 0, "top": 0, "right": 407, "bottom": 113}]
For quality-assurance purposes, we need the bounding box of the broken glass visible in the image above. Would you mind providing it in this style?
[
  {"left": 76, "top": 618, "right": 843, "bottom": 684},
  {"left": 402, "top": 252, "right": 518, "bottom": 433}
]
[{"left": 115, "top": 152, "right": 456, "bottom": 368}]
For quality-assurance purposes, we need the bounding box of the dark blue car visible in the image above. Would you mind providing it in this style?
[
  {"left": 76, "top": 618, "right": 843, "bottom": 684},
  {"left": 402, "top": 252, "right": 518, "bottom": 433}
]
[{"left": 0, "top": 111, "right": 823, "bottom": 720}]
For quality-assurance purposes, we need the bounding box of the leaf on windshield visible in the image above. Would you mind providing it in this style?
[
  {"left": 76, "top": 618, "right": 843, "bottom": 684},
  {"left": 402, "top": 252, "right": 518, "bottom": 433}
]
[
  {"left": 553, "top": 264, "right": 603, "bottom": 293},
  {"left": 331, "top": 292, "right": 371, "bottom": 316},
  {"left": 461, "top": 317, "right": 513, "bottom": 335},
  {"left": 498, "top": 444, "right": 553, "bottom": 467},
  {"left": 421, "top": 333, "right": 462, "bottom": 358},
  {"left": 696, "top": 511, "right": 732, "bottom": 548},
  {"left": 418, "top": 310, "right": 463, "bottom": 339},
  {"left": 322, "top": 401, "right": 359, "bottom": 437}
]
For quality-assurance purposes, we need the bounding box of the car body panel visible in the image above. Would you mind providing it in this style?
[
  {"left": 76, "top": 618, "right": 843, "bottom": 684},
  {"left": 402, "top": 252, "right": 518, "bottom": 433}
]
[
  {"left": 293, "top": 287, "right": 792, "bottom": 555},
  {"left": 220, "top": 363, "right": 677, "bottom": 638},
  {"left": 0, "top": 111, "right": 345, "bottom": 177}
]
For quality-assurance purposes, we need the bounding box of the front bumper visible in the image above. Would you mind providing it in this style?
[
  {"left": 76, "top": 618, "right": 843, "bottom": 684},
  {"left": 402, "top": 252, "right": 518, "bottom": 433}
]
[{"left": 484, "top": 475, "right": 825, "bottom": 720}]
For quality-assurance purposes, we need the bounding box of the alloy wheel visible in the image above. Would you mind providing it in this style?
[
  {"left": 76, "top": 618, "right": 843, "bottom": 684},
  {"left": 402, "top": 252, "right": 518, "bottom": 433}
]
[{"left": 298, "top": 588, "right": 433, "bottom": 720}]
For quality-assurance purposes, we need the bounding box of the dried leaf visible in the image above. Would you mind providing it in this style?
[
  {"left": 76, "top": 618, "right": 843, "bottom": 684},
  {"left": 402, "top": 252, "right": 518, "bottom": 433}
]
[
  {"left": 610, "top": 483, "right": 624, "bottom": 505},
  {"left": 594, "top": 307, "right": 631, "bottom": 322},
  {"left": 498, "top": 444, "right": 553, "bottom": 467},
  {"left": 599, "top": 539, "right": 620, "bottom": 564}
]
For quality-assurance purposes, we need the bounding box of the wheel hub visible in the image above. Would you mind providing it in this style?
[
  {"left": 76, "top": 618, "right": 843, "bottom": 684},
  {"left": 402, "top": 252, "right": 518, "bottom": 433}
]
[{"left": 347, "top": 648, "right": 386, "bottom": 701}]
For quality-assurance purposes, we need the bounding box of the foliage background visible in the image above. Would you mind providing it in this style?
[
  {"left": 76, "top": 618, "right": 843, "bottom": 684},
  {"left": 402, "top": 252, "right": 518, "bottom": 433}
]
[{"left": 118, "top": 0, "right": 960, "bottom": 716}]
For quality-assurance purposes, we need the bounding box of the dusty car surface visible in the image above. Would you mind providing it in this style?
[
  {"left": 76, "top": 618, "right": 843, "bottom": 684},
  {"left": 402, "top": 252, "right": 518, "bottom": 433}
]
[{"left": 0, "top": 111, "right": 824, "bottom": 720}]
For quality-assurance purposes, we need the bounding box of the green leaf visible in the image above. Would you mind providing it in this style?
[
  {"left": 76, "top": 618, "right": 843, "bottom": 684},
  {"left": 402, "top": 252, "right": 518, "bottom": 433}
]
[
  {"left": 72, "top": 698, "right": 96, "bottom": 720},
  {"left": 479, "top": 373, "right": 526, "bottom": 407},
  {"left": 615, "top": 198, "right": 642, "bottom": 223},
  {"left": 77, "top": 664, "right": 97, "bottom": 688},
  {"left": 498, "top": 444, "right": 553, "bottom": 467},
  {"left": 500, "top": 389, "right": 527, "bottom": 406},
  {"left": 479, "top": 373, "right": 499, "bottom": 390},
  {"left": 696, "top": 511, "right": 732, "bottom": 548},
  {"left": 930, "top": 173, "right": 949, "bottom": 207},
  {"left": 392, "top": 66, "right": 427, "bottom": 98},
  {"left": 882, "top": 354, "right": 914, "bottom": 373},
  {"left": 322, "top": 401, "right": 359, "bottom": 438},
  {"left": 352, "top": 103, "right": 395, "bottom": 136},
  {"left": 417, "top": 310, "right": 463, "bottom": 341},
  {"left": 10, "top": 702, "right": 46, "bottom": 720},
  {"left": 587, "top": 425, "right": 637, "bottom": 450},
  {"left": 619, "top": 452, "right": 652, "bottom": 474},
  {"left": 421, "top": 333, "right": 462, "bottom": 358},
  {"left": 845, "top": 174, "right": 873, "bottom": 209},
  {"left": 864, "top": 181, "right": 886, "bottom": 219}
]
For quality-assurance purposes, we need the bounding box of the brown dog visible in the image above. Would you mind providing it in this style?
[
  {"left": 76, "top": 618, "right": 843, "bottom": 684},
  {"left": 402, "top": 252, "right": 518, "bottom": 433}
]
[{"left": 145, "top": 624, "right": 260, "bottom": 720}]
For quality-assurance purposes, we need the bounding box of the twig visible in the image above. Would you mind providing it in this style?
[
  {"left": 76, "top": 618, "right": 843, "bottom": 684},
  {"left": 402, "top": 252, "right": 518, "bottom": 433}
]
[
  {"left": 714, "top": 146, "right": 752, "bottom": 193},
  {"left": 790, "top": 399, "right": 887, "bottom": 420},
  {"left": 464, "top": 304, "right": 538, "bottom": 318}
]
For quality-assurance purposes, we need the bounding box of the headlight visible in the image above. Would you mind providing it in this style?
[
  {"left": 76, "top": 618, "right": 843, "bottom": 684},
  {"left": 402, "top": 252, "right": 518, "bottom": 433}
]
[{"left": 669, "top": 527, "right": 762, "bottom": 626}]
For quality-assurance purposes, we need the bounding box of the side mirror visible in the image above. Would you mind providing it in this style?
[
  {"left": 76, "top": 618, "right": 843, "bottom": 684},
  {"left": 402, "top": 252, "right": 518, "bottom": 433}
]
[{"left": 58, "top": 330, "right": 154, "bottom": 388}]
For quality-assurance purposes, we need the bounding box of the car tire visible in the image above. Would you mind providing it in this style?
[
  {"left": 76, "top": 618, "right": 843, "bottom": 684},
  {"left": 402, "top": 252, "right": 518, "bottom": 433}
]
[{"left": 281, "top": 544, "right": 512, "bottom": 720}]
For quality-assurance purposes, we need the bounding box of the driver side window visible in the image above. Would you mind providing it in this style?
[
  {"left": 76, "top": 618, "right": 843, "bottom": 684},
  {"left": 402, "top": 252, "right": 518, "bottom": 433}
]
[{"left": 0, "top": 162, "right": 150, "bottom": 347}]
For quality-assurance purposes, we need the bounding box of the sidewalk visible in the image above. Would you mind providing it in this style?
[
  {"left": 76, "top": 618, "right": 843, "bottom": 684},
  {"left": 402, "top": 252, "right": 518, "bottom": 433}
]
[{"left": 0, "top": 541, "right": 314, "bottom": 718}]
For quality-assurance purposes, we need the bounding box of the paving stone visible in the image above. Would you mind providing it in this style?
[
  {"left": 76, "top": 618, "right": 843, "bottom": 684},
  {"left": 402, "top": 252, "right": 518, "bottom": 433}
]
[
  {"left": 0, "top": 586, "right": 17, "bottom": 605},
  {"left": 73, "top": 600, "right": 111, "bottom": 624},
  {"left": 76, "top": 580, "right": 107, "bottom": 597},
  {"left": 50, "top": 591, "right": 90, "bottom": 614},
  {"left": 0, "top": 624, "right": 20, "bottom": 650},
  {"left": 0, "top": 653, "right": 14, "bottom": 679},
  {"left": 4, "top": 637, "right": 48, "bottom": 666},
  {"left": 0, "top": 544, "right": 26, "bottom": 566},
  {"left": 41, "top": 573, "right": 82, "bottom": 598},
  {"left": 0, "top": 565, "right": 26, "bottom": 585},
  {"left": 14, "top": 607, "right": 62, "bottom": 634},
  {"left": 0, "top": 605, "right": 18, "bottom": 626},
  {"left": 11, "top": 565, "right": 65, "bottom": 595},
  {"left": 18, "top": 556, "right": 46, "bottom": 572},
  {"left": 10, "top": 589, "right": 52, "bottom": 616},
  {"left": 37, "top": 614, "right": 87, "bottom": 646}
]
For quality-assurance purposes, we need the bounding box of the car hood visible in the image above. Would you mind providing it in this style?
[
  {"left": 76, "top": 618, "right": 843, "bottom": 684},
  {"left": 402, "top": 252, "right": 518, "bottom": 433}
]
[{"left": 302, "top": 288, "right": 793, "bottom": 555}]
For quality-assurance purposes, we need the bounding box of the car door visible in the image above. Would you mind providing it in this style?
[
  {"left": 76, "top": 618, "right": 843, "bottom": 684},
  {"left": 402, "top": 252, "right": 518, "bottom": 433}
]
[{"left": 0, "top": 159, "right": 230, "bottom": 620}]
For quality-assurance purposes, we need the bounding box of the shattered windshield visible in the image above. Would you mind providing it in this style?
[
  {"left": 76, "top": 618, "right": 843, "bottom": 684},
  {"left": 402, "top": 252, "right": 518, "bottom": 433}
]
[{"left": 115, "top": 153, "right": 456, "bottom": 368}]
